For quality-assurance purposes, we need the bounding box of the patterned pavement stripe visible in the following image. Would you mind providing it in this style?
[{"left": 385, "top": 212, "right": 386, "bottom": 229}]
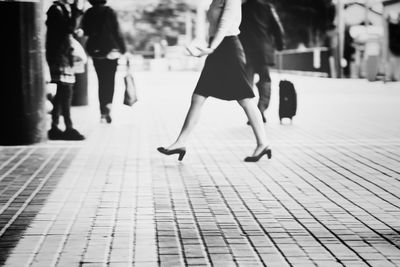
[
  {"left": 0, "top": 148, "right": 63, "bottom": 221},
  {"left": 0, "top": 148, "right": 36, "bottom": 183}
]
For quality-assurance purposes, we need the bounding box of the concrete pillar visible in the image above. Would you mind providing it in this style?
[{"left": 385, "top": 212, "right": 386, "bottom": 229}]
[{"left": 0, "top": 0, "right": 47, "bottom": 145}]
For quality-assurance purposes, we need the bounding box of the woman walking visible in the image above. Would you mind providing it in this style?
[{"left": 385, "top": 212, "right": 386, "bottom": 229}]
[
  {"left": 81, "top": 0, "right": 126, "bottom": 123},
  {"left": 157, "top": 0, "right": 271, "bottom": 162}
]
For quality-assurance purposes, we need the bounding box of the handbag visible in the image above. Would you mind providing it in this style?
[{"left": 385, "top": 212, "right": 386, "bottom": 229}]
[{"left": 123, "top": 58, "right": 138, "bottom": 106}]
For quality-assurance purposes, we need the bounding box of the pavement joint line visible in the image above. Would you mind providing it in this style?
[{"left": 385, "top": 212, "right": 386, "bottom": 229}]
[
  {"left": 329, "top": 145, "right": 400, "bottom": 177},
  {"left": 260, "top": 166, "right": 369, "bottom": 266},
  {"left": 333, "top": 146, "right": 400, "bottom": 177},
  {"left": 25, "top": 148, "right": 84, "bottom": 267},
  {"left": 0, "top": 147, "right": 61, "bottom": 218},
  {"left": 197, "top": 138, "right": 285, "bottom": 267},
  {"left": 231, "top": 146, "right": 368, "bottom": 265},
  {"left": 175, "top": 161, "right": 222, "bottom": 266},
  {"left": 166, "top": 160, "right": 213, "bottom": 266},
  {"left": 311, "top": 145, "right": 400, "bottom": 191},
  {"left": 0, "top": 147, "right": 25, "bottom": 172},
  {"left": 41, "top": 142, "right": 100, "bottom": 266},
  {"left": 131, "top": 149, "right": 142, "bottom": 267},
  {"left": 105, "top": 141, "right": 134, "bottom": 265},
  {"left": 0, "top": 148, "right": 70, "bottom": 238},
  {"left": 305, "top": 147, "right": 400, "bottom": 209},
  {"left": 275, "top": 149, "right": 400, "bottom": 251},
  {"left": 78, "top": 129, "right": 125, "bottom": 266}
]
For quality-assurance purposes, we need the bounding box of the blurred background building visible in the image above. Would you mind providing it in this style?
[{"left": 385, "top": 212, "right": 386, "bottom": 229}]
[{"left": 35, "top": 0, "right": 400, "bottom": 77}]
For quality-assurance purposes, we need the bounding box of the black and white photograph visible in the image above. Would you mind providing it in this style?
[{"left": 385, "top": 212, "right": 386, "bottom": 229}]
[{"left": 0, "top": 0, "right": 400, "bottom": 266}]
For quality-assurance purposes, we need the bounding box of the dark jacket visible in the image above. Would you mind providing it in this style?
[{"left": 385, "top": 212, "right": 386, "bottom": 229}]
[
  {"left": 46, "top": 1, "right": 80, "bottom": 83},
  {"left": 46, "top": 1, "right": 78, "bottom": 67},
  {"left": 239, "top": 0, "right": 284, "bottom": 66},
  {"left": 81, "top": 5, "right": 126, "bottom": 58}
]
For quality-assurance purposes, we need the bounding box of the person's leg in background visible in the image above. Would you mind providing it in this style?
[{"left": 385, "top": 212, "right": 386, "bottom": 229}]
[
  {"left": 244, "top": 58, "right": 260, "bottom": 125},
  {"left": 58, "top": 82, "right": 73, "bottom": 130},
  {"left": 93, "top": 58, "right": 118, "bottom": 123},
  {"left": 256, "top": 64, "right": 272, "bottom": 123},
  {"left": 48, "top": 83, "right": 63, "bottom": 140},
  {"left": 59, "top": 82, "right": 85, "bottom": 140},
  {"left": 238, "top": 97, "right": 271, "bottom": 162},
  {"left": 48, "top": 82, "right": 84, "bottom": 140}
]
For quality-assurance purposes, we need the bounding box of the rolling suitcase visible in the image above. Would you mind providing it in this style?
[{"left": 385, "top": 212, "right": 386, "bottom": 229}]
[{"left": 279, "top": 79, "right": 297, "bottom": 123}]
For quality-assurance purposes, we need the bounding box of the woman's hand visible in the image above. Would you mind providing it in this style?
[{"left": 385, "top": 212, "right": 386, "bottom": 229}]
[
  {"left": 186, "top": 44, "right": 214, "bottom": 57},
  {"left": 196, "top": 46, "right": 214, "bottom": 57}
]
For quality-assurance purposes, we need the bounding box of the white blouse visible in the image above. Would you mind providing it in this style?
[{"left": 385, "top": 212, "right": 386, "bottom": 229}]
[{"left": 207, "top": 0, "right": 241, "bottom": 50}]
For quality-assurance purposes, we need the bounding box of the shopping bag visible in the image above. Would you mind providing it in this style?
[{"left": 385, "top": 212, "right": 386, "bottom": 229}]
[{"left": 123, "top": 59, "right": 138, "bottom": 106}]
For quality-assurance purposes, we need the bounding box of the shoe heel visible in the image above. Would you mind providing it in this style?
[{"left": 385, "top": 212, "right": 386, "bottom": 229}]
[
  {"left": 266, "top": 149, "right": 272, "bottom": 159},
  {"left": 178, "top": 151, "right": 186, "bottom": 161}
]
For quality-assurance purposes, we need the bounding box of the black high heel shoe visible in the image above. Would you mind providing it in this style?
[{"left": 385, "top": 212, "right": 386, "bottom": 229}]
[
  {"left": 157, "top": 147, "right": 186, "bottom": 161},
  {"left": 244, "top": 147, "right": 272, "bottom": 162}
]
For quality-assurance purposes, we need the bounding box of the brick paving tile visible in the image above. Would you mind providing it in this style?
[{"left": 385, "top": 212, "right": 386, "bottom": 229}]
[{"left": 1, "top": 72, "right": 400, "bottom": 266}]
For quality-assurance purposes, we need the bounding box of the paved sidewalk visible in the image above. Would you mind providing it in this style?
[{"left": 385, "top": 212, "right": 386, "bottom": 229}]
[{"left": 1, "top": 71, "right": 400, "bottom": 267}]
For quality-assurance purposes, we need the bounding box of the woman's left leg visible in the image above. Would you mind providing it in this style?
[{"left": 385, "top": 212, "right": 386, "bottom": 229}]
[
  {"left": 238, "top": 98, "right": 269, "bottom": 156},
  {"left": 167, "top": 93, "right": 207, "bottom": 150}
]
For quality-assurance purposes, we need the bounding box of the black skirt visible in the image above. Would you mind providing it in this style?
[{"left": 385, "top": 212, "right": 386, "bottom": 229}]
[{"left": 193, "top": 36, "right": 255, "bottom": 101}]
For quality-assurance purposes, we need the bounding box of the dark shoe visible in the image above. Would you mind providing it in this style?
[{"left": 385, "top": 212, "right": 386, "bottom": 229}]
[
  {"left": 63, "top": 128, "right": 85, "bottom": 141},
  {"left": 261, "top": 113, "right": 267, "bottom": 123},
  {"left": 244, "top": 147, "right": 272, "bottom": 162},
  {"left": 105, "top": 114, "right": 112, "bottom": 123},
  {"left": 48, "top": 127, "right": 64, "bottom": 140},
  {"left": 157, "top": 147, "right": 186, "bottom": 161},
  {"left": 105, "top": 104, "right": 112, "bottom": 123},
  {"left": 100, "top": 114, "right": 112, "bottom": 124}
]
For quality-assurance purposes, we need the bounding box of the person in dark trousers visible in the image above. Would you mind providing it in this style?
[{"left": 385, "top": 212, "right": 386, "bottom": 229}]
[
  {"left": 343, "top": 26, "right": 355, "bottom": 78},
  {"left": 81, "top": 0, "right": 126, "bottom": 123},
  {"left": 239, "top": 0, "right": 285, "bottom": 123},
  {"left": 46, "top": 0, "right": 85, "bottom": 140}
]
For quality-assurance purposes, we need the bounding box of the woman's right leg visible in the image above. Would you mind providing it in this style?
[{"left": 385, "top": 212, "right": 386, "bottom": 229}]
[
  {"left": 167, "top": 93, "right": 207, "bottom": 150},
  {"left": 238, "top": 98, "right": 269, "bottom": 156},
  {"left": 51, "top": 85, "right": 62, "bottom": 129},
  {"left": 48, "top": 85, "right": 63, "bottom": 140},
  {"left": 256, "top": 65, "right": 271, "bottom": 122},
  {"left": 58, "top": 82, "right": 73, "bottom": 129}
]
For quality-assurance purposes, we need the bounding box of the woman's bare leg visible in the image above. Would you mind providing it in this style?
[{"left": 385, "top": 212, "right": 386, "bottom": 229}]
[
  {"left": 167, "top": 93, "right": 207, "bottom": 149},
  {"left": 238, "top": 98, "right": 268, "bottom": 156}
]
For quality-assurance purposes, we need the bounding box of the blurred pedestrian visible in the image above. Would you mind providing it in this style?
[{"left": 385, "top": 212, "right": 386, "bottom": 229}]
[
  {"left": 81, "top": 0, "right": 126, "bottom": 123},
  {"left": 387, "top": 14, "right": 400, "bottom": 81},
  {"left": 157, "top": 0, "right": 271, "bottom": 162},
  {"left": 239, "top": 0, "right": 285, "bottom": 123},
  {"left": 46, "top": 0, "right": 85, "bottom": 140},
  {"left": 343, "top": 26, "right": 355, "bottom": 78}
]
